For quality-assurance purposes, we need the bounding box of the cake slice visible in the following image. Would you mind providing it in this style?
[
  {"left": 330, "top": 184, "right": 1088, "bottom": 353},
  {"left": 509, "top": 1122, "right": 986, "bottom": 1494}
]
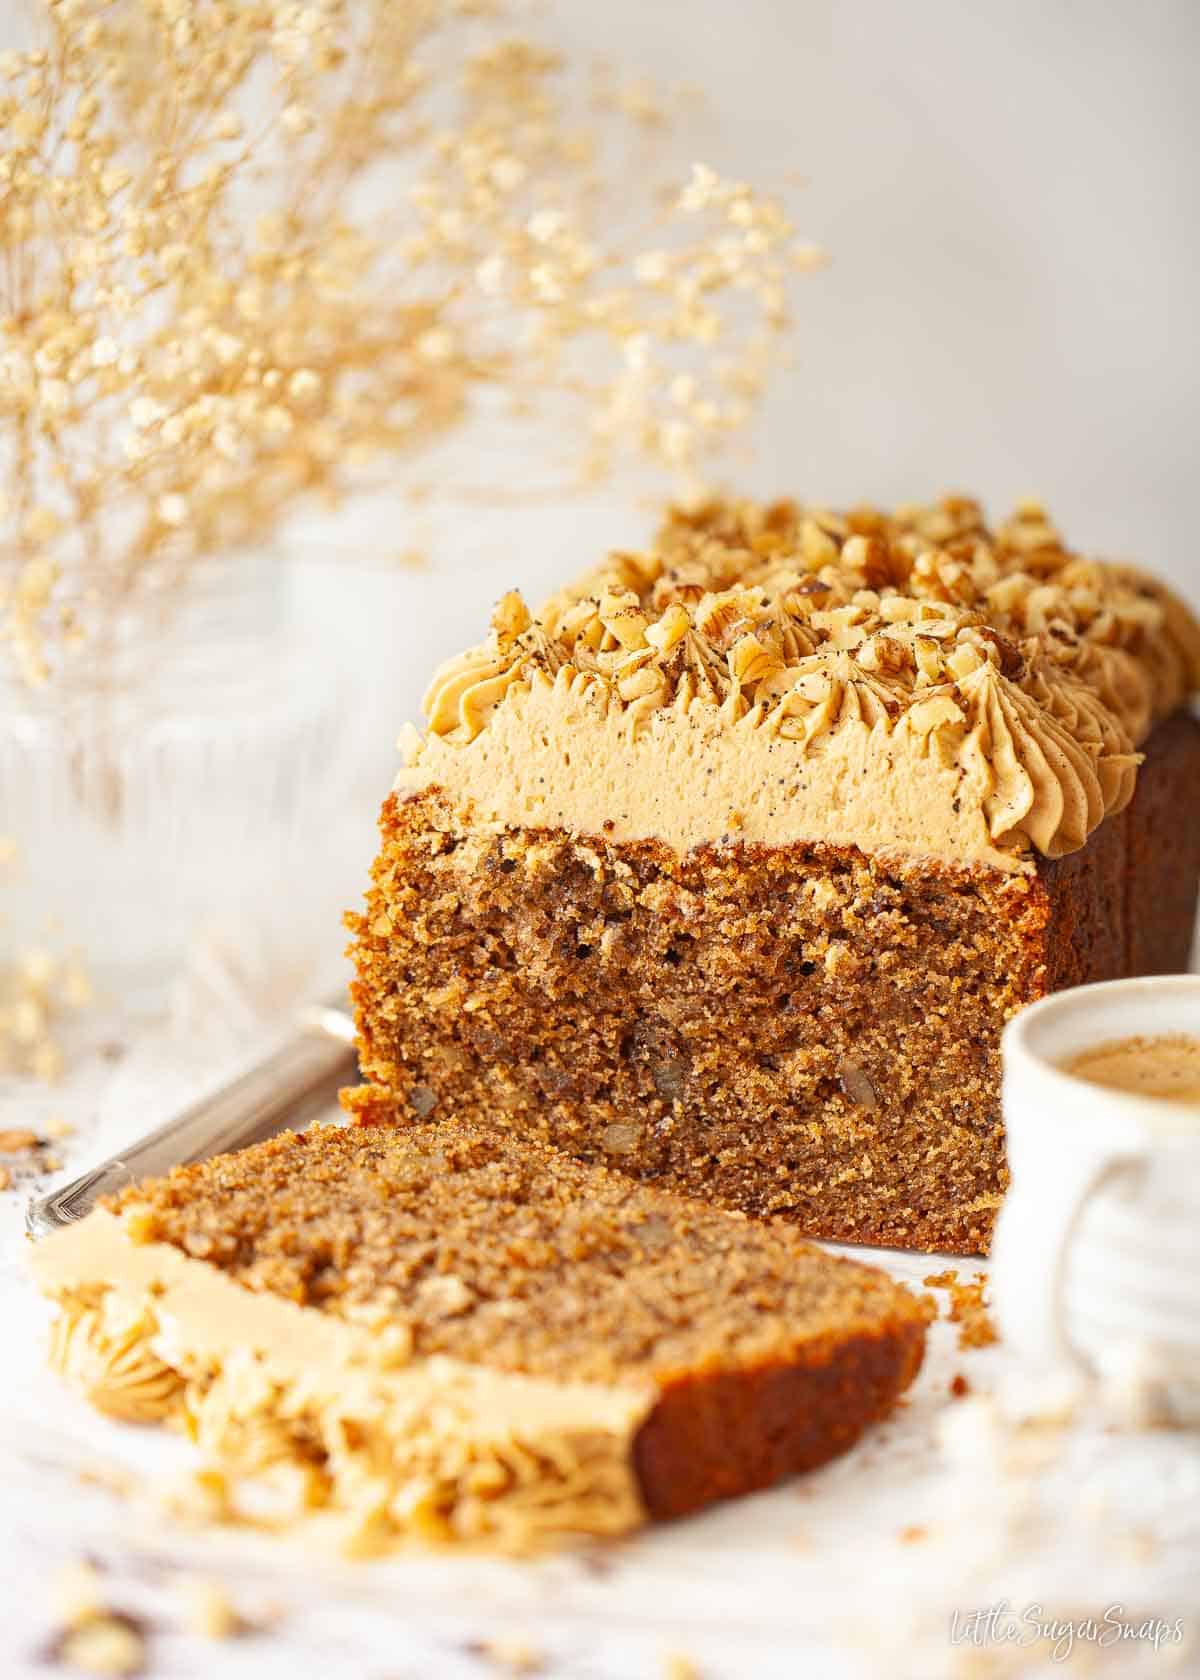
[
  {"left": 32, "top": 1121, "right": 929, "bottom": 1553},
  {"left": 346, "top": 495, "right": 1200, "bottom": 1254}
]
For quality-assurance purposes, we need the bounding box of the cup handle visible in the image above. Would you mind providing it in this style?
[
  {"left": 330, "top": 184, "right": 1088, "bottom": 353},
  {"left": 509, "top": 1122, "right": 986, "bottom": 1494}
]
[{"left": 991, "top": 1140, "right": 1141, "bottom": 1372}]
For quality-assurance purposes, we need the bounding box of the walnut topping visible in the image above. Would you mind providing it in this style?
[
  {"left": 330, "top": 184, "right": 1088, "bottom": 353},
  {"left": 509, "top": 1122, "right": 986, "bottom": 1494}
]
[
  {"left": 415, "top": 494, "right": 1197, "bottom": 861},
  {"left": 424, "top": 495, "right": 1197, "bottom": 759},
  {"left": 491, "top": 591, "right": 532, "bottom": 648},
  {"left": 907, "top": 695, "right": 965, "bottom": 736}
]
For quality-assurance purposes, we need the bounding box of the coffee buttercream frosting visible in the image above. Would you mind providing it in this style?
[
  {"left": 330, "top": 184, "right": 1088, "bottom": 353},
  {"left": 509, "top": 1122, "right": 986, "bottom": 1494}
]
[
  {"left": 402, "top": 497, "right": 1199, "bottom": 869},
  {"left": 32, "top": 1211, "right": 651, "bottom": 1555}
]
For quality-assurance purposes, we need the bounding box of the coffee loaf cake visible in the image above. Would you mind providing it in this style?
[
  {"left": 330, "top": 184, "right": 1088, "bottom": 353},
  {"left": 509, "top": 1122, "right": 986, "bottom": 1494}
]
[
  {"left": 33, "top": 1122, "right": 928, "bottom": 1551},
  {"left": 346, "top": 496, "right": 1200, "bottom": 1254}
]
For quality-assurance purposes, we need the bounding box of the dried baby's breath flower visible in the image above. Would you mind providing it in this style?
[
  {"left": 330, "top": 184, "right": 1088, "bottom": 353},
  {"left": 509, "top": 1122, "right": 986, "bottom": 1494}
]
[
  {"left": 0, "top": 873, "right": 93, "bottom": 1079},
  {"left": 1, "top": 1, "right": 815, "bottom": 688}
]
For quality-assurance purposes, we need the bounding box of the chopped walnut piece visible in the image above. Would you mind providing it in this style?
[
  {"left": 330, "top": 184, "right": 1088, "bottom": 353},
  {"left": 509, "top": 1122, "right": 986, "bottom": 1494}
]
[
  {"left": 45, "top": 1569, "right": 149, "bottom": 1679},
  {"left": 491, "top": 591, "right": 532, "bottom": 646},
  {"left": 424, "top": 493, "right": 1198, "bottom": 806},
  {"left": 52, "top": 1614, "right": 146, "bottom": 1678},
  {"left": 120, "top": 1205, "right": 160, "bottom": 1246},
  {"left": 602, "top": 1122, "right": 641, "bottom": 1155},
  {"left": 52, "top": 1560, "right": 106, "bottom": 1626},
  {"left": 923, "top": 1269, "right": 998, "bottom": 1349},
  {"left": 0, "top": 1128, "right": 40, "bottom": 1152},
  {"left": 663, "top": 1656, "right": 703, "bottom": 1680},
  {"left": 838, "top": 1059, "right": 879, "bottom": 1111},
  {"left": 907, "top": 695, "right": 965, "bottom": 736},
  {"left": 177, "top": 1578, "right": 243, "bottom": 1641},
  {"left": 415, "top": 1275, "right": 475, "bottom": 1318},
  {"left": 468, "top": 1636, "right": 545, "bottom": 1674}
]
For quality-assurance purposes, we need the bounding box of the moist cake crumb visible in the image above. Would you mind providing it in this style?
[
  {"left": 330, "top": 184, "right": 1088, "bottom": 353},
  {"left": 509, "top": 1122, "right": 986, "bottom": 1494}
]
[
  {"left": 346, "top": 495, "right": 1200, "bottom": 1255},
  {"left": 106, "top": 1123, "right": 930, "bottom": 1392},
  {"left": 18, "top": 1119, "right": 936, "bottom": 1545}
]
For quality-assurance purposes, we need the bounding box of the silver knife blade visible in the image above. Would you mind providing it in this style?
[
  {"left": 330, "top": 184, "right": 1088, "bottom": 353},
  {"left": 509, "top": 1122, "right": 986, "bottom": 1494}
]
[{"left": 25, "top": 999, "right": 358, "bottom": 1240}]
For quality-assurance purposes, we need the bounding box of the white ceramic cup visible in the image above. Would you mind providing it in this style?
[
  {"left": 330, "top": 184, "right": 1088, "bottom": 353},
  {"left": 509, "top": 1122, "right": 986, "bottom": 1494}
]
[{"left": 991, "top": 974, "right": 1200, "bottom": 1426}]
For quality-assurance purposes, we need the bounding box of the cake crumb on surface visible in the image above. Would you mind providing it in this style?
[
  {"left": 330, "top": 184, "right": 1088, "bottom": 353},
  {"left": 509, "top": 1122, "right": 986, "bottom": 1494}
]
[
  {"left": 52, "top": 1559, "right": 105, "bottom": 1626},
  {"left": 0, "top": 1127, "right": 40, "bottom": 1152},
  {"left": 950, "top": 1275, "right": 998, "bottom": 1350},
  {"left": 923, "top": 1269, "right": 957, "bottom": 1290},
  {"left": 45, "top": 1565, "right": 148, "bottom": 1678},
  {"left": 48, "top": 1613, "right": 146, "bottom": 1678},
  {"left": 465, "top": 1635, "right": 544, "bottom": 1673},
  {"left": 923, "top": 1270, "right": 998, "bottom": 1349},
  {"left": 177, "top": 1577, "right": 243, "bottom": 1640}
]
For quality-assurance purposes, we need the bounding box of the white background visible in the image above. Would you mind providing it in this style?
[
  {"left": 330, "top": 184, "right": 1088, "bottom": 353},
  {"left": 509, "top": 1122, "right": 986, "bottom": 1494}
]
[
  {"left": 299, "top": 0, "right": 1200, "bottom": 750},
  {"left": 554, "top": 0, "right": 1200, "bottom": 604}
]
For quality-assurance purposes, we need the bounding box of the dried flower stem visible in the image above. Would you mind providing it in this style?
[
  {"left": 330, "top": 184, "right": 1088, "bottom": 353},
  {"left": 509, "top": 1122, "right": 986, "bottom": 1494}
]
[{"left": 1, "top": 0, "right": 816, "bottom": 687}]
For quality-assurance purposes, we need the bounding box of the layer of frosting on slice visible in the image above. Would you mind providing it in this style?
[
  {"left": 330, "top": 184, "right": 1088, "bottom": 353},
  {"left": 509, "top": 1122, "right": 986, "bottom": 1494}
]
[
  {"left": 399, "top": 496, "right": 1200, "bottom": 869},
  {"left": 31, "top": 1210, "right": 652, "bottom": 1555}
]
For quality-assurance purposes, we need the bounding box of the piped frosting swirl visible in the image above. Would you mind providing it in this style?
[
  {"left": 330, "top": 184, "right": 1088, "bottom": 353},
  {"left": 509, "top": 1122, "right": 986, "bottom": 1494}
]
[{"left": 410, "top": 496, "right": 1198, "bottom": 867}]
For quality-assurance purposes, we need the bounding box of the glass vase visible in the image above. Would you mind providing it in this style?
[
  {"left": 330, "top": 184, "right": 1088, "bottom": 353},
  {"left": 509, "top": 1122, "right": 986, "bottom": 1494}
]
[{"left": 0, "top": 554, "right": 373, "bottom": 1019}]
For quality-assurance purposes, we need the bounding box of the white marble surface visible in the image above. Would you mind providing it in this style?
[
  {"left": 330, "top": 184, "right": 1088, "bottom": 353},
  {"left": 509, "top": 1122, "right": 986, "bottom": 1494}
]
[{"left": 2, "top": 1011, "right": 1199, "bottom": 1680}]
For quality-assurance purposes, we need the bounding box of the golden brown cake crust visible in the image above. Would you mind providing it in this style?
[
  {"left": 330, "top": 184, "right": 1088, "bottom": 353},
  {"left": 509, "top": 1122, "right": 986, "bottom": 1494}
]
[
  {"left": 634, "top": 1318, "right": 926, "bottom": 1519},
  {"left": 346, "top": 711, "right": 1200, "bottom": 1257},
  {"left": 1037, "top": 709, "right": 1200, "bottom": 987},
  {"left": 1122, "top": 710, "right": 1200, "bottom": 975}
]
